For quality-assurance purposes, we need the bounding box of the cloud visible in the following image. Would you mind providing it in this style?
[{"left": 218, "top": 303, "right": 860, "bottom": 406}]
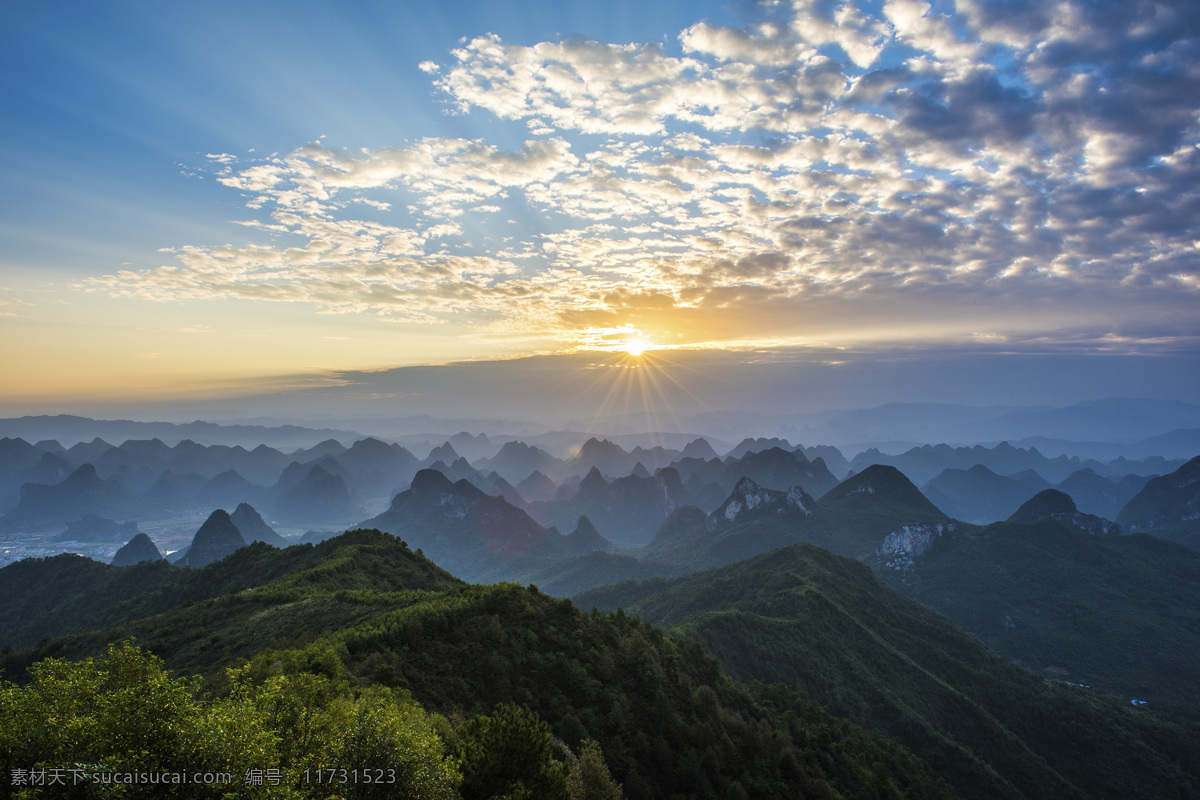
[{"left": 92, "top": 0, "right": 1200, "bottom": 356}]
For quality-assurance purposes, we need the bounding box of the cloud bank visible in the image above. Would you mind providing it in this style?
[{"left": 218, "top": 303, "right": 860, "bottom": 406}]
[{"left": 90, "top": 0, "right": 1200, "bottom": 354}]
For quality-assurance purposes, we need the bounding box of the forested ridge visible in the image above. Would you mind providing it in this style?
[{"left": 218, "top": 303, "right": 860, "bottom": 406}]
[{"left": 1, "top": 530, "right": 953, "bottom": 800}]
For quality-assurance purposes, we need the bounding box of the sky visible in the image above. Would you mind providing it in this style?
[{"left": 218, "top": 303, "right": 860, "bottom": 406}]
[{"left": 2, "top": 0, "right": 1198, "bottom": 421}]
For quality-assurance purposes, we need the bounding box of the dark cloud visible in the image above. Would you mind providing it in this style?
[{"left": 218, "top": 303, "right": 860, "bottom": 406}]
[{"left": 891, "top": 69, "right": 1040, "bottom": 145}]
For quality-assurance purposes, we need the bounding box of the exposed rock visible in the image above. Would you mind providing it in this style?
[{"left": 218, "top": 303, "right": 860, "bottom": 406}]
[
  {"left": 707, "top": 477, "right": 815, "bottom": 530},
  {"left": 877, "top": 522, "right": 954, "bottom": 570}
]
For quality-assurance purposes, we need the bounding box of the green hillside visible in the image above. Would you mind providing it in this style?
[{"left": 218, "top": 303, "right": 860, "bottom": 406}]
[
  {"left": 0, "top": 529, "right": 462, "bottom": 650},
  {"left": 1, "top": 530, "right": 953, "bottom": 800},
  {"left": 873, "top": 517, "right": 1200, "bottom": 718},
  {"left": 577, "top": 542, "right": 1200, "bottom": 800}
]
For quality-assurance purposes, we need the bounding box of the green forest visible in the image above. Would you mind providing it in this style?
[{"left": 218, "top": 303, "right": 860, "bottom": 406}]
[{"left": 2, "top": 529, "right": 1197, "bottom": 799}]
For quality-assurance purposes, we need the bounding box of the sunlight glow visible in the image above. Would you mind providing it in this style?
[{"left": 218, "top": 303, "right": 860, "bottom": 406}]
[
  {"left": 624, "top": 338, "right": 650, "bottom": 356},
  {"left": 575, "top": 325, "right": 663, "bottom": 355}
]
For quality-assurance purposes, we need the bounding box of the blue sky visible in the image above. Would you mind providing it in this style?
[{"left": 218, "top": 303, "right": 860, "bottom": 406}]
[{"left": 2, "top": 0, "right": 1198, "bottom": 418}]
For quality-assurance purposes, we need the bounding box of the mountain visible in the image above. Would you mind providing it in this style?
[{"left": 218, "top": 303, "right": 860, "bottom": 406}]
[
  {"left": 19, "top": 451, "right": 74, "bottom": 490},
  {"left": 270, "top": 463, "right": 360, "bottom": 525},
  {"left": 0, "top": 414, "right": 362, "bottom": 449},
  {"left": 921, "top": 464, "right": 1050, "bottom": 524},
  {"left": 1007, "top": 489, "right": 1118, "bottom": 535},
  {"left": 65, "top": 437, "right": 116, "bottom": 464},
  {"left": 637, "top": 464, "right": 950, "bottom": 572},
  {"left": 578, "top": 541, "right": 1200, "bottom": 800},
  {"left": 51, "top": 514, "right": 139, "bottom": 543},
  {"left": 423, "top": 455, "right": 482, "bottom": 484},
  {"left": 1116, "top": 455, "right": 1200, "bottom": 550},
  {"left": 721, "top": 446, "right": 839, "bottom": 497},
  {"left": 528, "top": 466, "right": 693, "bottom": 547},
  {"left": 644, "top": 477, "right": 819, "bottom": 569},
  {"left": 679, "top": 437, "right": 719, "bottom": 460},
  {"left": 194, "top": 468, "right": 266, "bottom": 510},
  {"left": 174, "top": 509, "right": 246, "bottom": 568},
  {"left": 141, "top": 468, "right": 207, "bottom": 508},
  {"left": 800, "top": 443, "right": 851, "bottom": 478},
  {"left": 1125, "top": 428, "right": 1200, "bottom": 460},
  {"left": 94, "top": 438, "right": 173, "bottom": 476},
  {"left": 423, "top": 441, "right": 460, "bottom": 466},
  {"left": 849, "top": 441, "right": 1113, "bottom": 486},
  {"left": 111, "top": 532, "right": 163, "bottom": 566},
  {"left": 569, "top": 437, "right": 639, "bottom": 477},
  {"left": 515, "top": 469, "right": 558, "bottom": 502},
  {"left": 477, "top": 441, "right": 565, "bottom": 483},
  {"left": 331, "top": 436, "right": 421, "bottom": 505},
  {"left": 446, "top": 430, "right": 496, "bottom": 461},
  {"left": 1053, "top": 468, "right": 1152, "bottom": 520},
  {"left": 228, "top": 502, "right": 287, "bottom": 546},
  {"left": 724, "top": 437, "right": 793, "bottom": 459},
  {"left": 0, "top": 439, "right": 60, "bottom": 513},
  {"left": 0, "top": 437, "right": 48, "bottom": 478},
  {"left": 0, "top": 463, "right": 157, "bottom": 532},
  {"left": 978, "top": 399, "right": 1200, "bottom": 444},
  {"left": 358, "top": 469, "right": 580, "bottom": 581},
  {"left": 815, "top": 464, "right": 950, "bottom": 558},
  {"left": 791, "top": 399, "right": 1200, "bottom": 449}
]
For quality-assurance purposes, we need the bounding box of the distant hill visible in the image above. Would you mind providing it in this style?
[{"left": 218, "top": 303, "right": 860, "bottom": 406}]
[
  {"left": 0, "top": 414, "right": 362, "bottom": 449},
  {"left": 1053, "top": 468, "right": 1151, "bottom": 520},
  {"left": 850, "top": 441, "right": 1116, "bottom": 486},
  {"left": 723, "top": 446, "right": 840, "bottom": 497},
  {"left": 51, "top": 514, "right": 139, "bottom": 543},
  {"left": 174, "top": 509, "right": 246, "bottom": 568},
  {"left": 475, "top": 440, "right": 564, "bottom": 483},
  {"left": 111, "top": 532, "right": 163, "bottom": 566},
  {"left": 1006, "top": 489, "right": 1118, "bottom": 535},
  {"left": 269, "top": 463, "right": 360, "bottom": 525},
  {"left": 527, "top": 466, "right": 692, "bottom": 547},
  {"left": 359, "top": 469, "right": 610, "bottom": 582},
  {"left": 1116, "top": 455, "right": 1200, "bottom": 550},
  {"left": 922, "top": 464, "right": 1049, "bottom": 524},
  {"left": 644, "top": 477, "right": 820, "bottom": 569},
  {"left": 628, "top": 464, "right": 950, "bottom": 572},
  {"left": 795, "top": 399, "right": 1200, "bottom": 450},
  {"left": 0, "top": 463, "right": 160, "bottom": 532},
  {"left": 229, "top": 502, "right": 287, "bottom": 546}
]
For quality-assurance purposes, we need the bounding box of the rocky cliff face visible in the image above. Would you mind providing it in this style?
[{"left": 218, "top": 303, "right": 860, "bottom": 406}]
[
  {"left": 706, "top": 477, "right": 815, "bottom": 530},
  {"left": 877, "top": 522, "right": 954, "bottom": 570}
]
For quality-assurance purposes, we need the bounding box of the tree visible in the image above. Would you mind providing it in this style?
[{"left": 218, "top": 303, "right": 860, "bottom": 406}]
[
  {"left": 567, "top": 739, "right": 623, "bottom": 800},
  {"left": 452, "top": 703, "right": 570, "bottom": 800}
]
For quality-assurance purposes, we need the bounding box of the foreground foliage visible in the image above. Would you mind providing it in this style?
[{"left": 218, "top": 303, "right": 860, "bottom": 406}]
[{"left": 0, "top": 642, "right": 460, "bottom": 799}]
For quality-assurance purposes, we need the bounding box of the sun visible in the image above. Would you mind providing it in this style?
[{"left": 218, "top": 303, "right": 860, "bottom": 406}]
[{"left": 623, "top": 337, "right": 653, "bottom": 356}]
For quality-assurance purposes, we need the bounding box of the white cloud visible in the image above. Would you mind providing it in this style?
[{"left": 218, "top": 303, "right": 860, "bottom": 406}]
[{"left": 94, "top": 0, "right": 1200, "bottom": 352}]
